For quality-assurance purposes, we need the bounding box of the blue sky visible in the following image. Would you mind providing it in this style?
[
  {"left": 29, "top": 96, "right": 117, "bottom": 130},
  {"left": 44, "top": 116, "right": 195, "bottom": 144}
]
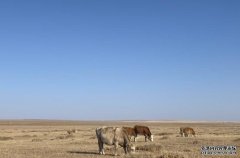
[{"left": 0, "top": 0, "right": 239, "bottom": 120}]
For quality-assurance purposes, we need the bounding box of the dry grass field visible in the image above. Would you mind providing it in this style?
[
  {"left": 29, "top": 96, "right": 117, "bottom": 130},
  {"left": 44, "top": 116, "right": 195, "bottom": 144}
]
[{"left": 0, "top": 120, "right": 239, "bottom": 158}]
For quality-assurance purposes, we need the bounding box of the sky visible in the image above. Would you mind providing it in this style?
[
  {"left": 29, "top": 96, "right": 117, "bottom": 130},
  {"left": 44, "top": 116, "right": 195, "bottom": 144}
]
[{"left": 0, "top": 0, "right": 239, "bottom": 121}]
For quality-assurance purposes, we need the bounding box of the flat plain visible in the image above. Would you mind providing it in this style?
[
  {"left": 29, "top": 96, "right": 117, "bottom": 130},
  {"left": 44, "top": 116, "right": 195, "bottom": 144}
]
[{"left": 0, "top": 120, "right": 239, "bottom": 158}]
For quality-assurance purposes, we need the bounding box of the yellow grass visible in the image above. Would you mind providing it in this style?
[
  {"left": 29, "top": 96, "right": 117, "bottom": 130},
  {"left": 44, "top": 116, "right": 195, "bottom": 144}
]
[{"left": 0, "top": 120, "right": 239, "bottom": 158}]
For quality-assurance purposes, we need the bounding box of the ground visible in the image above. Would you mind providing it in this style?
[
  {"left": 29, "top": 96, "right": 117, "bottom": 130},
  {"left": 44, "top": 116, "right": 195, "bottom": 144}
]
[{"left": 0, "top": 120, "right": 239, "bottom": 158}]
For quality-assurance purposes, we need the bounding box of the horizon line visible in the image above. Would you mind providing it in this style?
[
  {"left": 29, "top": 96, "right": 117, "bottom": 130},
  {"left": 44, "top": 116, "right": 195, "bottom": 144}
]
[{"left": 0, "top": 119, "right": 239, "bottom": 123}]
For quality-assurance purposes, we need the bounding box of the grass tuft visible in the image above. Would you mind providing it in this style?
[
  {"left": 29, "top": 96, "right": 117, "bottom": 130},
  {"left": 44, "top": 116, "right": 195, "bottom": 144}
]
[
  {"left": 32, "top": 138, "right": 43, "bottom": 142},
  {"left": 156, "top": 132, "right": 173, "bottom": 136},
  {"left": 0, "top": 136, "right": 13, "bottom": 141},
  {"left": 233, "top": 138, "right": 240, "bottom": 142},
  {"left": 157, "top": 152, "right": 185, "bottom": 158},
  {"left": 136, "top": 144, "right": 163, "bottom": 152},
  {"left": 160, "top": 136, "right": 169, "bottom": 140}
]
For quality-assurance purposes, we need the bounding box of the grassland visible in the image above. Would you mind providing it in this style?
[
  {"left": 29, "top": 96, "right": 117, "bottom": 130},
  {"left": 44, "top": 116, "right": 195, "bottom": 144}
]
[{"left": 0, "top": 120, "right": 239, "bottom": 158}]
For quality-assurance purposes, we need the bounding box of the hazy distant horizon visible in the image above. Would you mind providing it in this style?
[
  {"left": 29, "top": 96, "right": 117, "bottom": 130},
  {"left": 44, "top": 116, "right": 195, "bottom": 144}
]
[
  {"left": 1, "top": 1, "right": 239, "bottom": 121},
  {"left": 0, "top": 117, "right": 239, "bottom": 122},
  {"left": 0, "top": 118, "right": 239, "bottom": 123}
]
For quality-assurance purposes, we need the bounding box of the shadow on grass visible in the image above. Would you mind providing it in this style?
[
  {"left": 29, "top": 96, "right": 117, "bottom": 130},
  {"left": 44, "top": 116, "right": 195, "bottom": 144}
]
[
  {"left": 67, "top": 150, "right": 113, "bottom": 156},
  {"left": 67, "top": 151, "right": 98, "bottom": 155}
]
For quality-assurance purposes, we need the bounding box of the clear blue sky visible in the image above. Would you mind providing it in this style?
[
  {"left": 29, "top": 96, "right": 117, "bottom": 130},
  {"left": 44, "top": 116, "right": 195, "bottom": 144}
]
[{"left": 0, "top": 0, "right": 239, "bottom": 121}]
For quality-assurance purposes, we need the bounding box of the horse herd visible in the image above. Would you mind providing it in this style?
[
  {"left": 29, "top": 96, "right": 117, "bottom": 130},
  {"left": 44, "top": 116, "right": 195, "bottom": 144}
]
[{"left": 95, "top": 125, "right": 195, "bottom": 155}]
